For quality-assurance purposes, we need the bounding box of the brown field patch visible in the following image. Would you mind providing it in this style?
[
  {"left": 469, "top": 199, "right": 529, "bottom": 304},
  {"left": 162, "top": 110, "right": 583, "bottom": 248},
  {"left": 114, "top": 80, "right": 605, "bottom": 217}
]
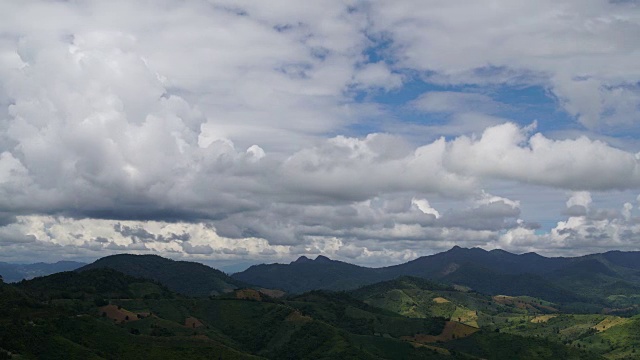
[
  {"left": 603, "top": 306, "right": 637, "bottom": 314},
  {"left": 432, "top": 297, "right": 450, "bottom": 304},
  {"left": 401, "top": 321, "right": 479, "bottom": 343},
  {"left": 99, "top": 304, "right": 141, "bottom": 323},
  {"left": 258, "top": 288, "right": 286, "bottom": 298},
  {"left": 235, "top": 289, "right": 263, "bottom": 301},
  {"left": 493, "top": 295, "right": 558, "bottom": 312},
  {"left": 185, "top": 317, "right": 204, "bottom": 328}
]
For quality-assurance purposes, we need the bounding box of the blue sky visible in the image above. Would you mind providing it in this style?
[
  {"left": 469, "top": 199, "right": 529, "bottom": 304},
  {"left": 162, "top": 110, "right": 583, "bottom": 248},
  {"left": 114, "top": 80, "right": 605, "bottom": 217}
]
[{"left": 0, "top": 0, "right": 639, "bottom": 266}]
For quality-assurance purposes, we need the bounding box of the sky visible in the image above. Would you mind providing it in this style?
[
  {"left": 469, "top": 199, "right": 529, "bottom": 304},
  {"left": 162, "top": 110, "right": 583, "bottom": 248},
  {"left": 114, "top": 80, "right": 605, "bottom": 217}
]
[{"left": 0, "top": 0, "right": 640, "bottom": 268}]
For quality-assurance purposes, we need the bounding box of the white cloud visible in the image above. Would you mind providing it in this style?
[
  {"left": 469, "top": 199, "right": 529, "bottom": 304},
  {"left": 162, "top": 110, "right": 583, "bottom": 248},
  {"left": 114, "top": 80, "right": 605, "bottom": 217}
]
[
  {"left": 444, "top": 123, "right": 640, "bottom": 190},
  {"left": 352, "top": 62, "right": 403, "bottom": 91},
  {"left": 411, "top": 198, "right": 441, "bottom": 219},
  {"left": 567, "top": 191, "right": 592, "bottom": 209},
  {"left": 1, "top": 1, "right": 640, "bottom": 264},
  {"left": 369, "top": 0, "right": 640, "bottom": 130}
]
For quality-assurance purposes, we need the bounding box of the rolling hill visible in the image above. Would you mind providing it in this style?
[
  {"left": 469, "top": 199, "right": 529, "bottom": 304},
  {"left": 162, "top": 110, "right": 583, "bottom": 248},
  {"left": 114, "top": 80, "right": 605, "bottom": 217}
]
[
  {"left": 0, "top": 268, "right": 604, "bottom": 360},
  {"left": 78, "top": 254, "right": 247, "bottom": 297}
]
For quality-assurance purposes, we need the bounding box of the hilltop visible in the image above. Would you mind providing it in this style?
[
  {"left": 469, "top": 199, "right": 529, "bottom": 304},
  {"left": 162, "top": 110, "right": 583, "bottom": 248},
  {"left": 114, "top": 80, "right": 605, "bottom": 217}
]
[{"left": 78, "top": 254, "right": 247, "bottom": 297}]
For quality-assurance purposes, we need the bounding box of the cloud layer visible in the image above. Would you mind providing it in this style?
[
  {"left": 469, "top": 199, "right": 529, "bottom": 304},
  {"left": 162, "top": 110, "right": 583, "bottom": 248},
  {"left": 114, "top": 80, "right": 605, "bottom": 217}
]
[{"left": 0, "top": 1, "right": 639, "bottom": 265}]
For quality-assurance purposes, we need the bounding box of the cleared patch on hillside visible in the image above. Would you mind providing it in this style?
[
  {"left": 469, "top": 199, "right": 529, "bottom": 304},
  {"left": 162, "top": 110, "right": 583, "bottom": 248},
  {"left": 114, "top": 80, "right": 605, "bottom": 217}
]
[
  {"left": 432, "top": 297, "right": 450, "bottom": 304},
  {"left": 592, "top": 317, "right": 629, "bottom": 332},
  {"left": 258, "top": 288, "right": 286, "bottom": 298},
  {"left": 452, "top": 284, "right": 471, "bottom": 292},
  {"left": 99, "top": 304, "right": 143, "bottom": 323},
  {"left": 285, "top": 310, "right": 312, "bottom": 323},
  {"left": 531, "top": 315, "right": 558, "bottom": 323},
  {"left": 493, "top": 295, "right": 558, "bottom": 313},
  {"left": 451, "top": 307, "right": 478, "bottom": 328},
  {"left": 401, "top": 321, "right": 479, "bottom": 343},
  {"left": 603, "top": 305, "right": 637, "bottom": 314},
  {"left": 234, "top": 289, "right": 264, "bottom": 301},
  {"left": 185, "top": 317, "right": 204, "bottom": 328}
]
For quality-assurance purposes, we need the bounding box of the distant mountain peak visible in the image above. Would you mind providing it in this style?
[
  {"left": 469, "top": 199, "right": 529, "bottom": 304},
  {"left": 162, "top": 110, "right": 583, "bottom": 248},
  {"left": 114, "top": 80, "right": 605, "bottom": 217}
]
[
  {"left": 291, "top": 255, "right": 334, "bottom": 264},
  {"left": 293, "top": 256, "right": 312, "bottom": 264},
  {"left": 315, "top": 255, "right": 333, "bottom": 263}
]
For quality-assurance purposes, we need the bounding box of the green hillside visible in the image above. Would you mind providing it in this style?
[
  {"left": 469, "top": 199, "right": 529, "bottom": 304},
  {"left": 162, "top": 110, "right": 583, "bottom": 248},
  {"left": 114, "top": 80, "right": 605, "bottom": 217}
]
[
  {"left": 78, "top": 254, "right": 247, "bottom": 297},
  {"left": 349, "top": 276, "right": 639, "bottom": 359},
  {"left": 0, "top": 265, "right": 609, "bottom": 360}
]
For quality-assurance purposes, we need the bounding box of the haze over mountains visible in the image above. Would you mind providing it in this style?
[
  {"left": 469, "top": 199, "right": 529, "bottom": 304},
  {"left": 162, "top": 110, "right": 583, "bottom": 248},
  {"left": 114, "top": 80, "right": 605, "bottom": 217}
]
[{"left": 0, "top": 261, "right": 85, "bottom": 283}]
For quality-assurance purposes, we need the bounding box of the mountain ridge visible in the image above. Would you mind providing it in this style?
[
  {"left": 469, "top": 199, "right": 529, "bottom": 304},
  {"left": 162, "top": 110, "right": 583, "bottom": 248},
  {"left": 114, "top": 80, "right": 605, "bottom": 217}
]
[
  {"left": 232, "top": 246, "right": 640, "bottom": 307},
  {"left": 78, "top": 253, "right": 247, "bottom": 297},
  {"left": 0, "top": 260, "right": 86, "bottom": 282}
]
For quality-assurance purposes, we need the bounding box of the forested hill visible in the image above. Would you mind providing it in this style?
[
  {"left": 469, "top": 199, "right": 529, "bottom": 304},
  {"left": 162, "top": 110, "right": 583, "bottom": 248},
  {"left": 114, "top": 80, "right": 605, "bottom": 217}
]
[{"left": 78, "top": 254, "right": 247, "bottom": 297}]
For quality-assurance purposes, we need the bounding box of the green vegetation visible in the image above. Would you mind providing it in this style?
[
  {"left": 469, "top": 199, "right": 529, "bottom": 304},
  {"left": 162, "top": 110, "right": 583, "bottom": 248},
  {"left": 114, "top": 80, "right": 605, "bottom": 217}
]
[
  {"left": 0, "top": 261, "right": 610, "bottom": 360},
  {"left": 12, "top": 250, "right": 640, "bottom": 359},
  {"left": 78, "top": 254, "right": 247, "bottom": 297}
]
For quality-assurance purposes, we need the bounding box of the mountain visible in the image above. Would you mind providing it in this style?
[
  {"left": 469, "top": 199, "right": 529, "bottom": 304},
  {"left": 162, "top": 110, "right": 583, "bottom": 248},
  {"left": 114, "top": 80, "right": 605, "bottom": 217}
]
[
  {"left": 232, "top": 255, "right": 397, "bottom": 293},
  {"left": 0, "top": 270, "right": 604, "bottom": 360},
  {"left": 0, "top": 260, "right": 85, "bottom": 282},
  {"left": 233, "top": 247, "right": 640, "bottom": 309},
  {"left": 233, "top": 247, "right": 574, "bottom": 296},
  {"left": 350, "top": 276, "right": 560, "bottom": 325},
  {"left": 17, "top": 268, "right": 175, "bottom": 301},
  {"left": 439, "top": 263, "right": 585, "bottom": 304},
  {"left": 78, "top": 254, "right": 247, "bottom": 297},
  {"left": 385, "top": 246, "right": 569, "bottom": 277}
]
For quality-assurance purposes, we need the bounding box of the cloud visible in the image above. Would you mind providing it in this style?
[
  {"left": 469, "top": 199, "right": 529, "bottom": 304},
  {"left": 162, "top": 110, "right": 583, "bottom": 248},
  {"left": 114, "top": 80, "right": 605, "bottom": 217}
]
[
  {"left": 0, "top": 1, "right": 639, "bottom": 265},
  {"left": 0, "top": 224, "right": 37, "bottom": 245},
  {"left": 490, "top": 192, "right": 640, "bottom": 255},
  {"left": 411, "top": 198, "right": 441, "bottom": 219},
  {"left": 369, "top": 0, "right": 640, "bottom": 130},
  {"left": 182, "top": 242, "right": 214, "bottom": 255},
  {"left": 564, "top": 191, "right": 592, "bottom": 216},
  {"left": 444, "top": 123, "right": 640, "bottom": 190}
]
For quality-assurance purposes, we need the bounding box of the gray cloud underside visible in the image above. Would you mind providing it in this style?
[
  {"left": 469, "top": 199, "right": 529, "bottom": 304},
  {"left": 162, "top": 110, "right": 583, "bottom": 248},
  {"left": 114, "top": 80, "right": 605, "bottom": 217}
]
[{"left": 1, "top": 1, "right": 640, "bottom": 262}]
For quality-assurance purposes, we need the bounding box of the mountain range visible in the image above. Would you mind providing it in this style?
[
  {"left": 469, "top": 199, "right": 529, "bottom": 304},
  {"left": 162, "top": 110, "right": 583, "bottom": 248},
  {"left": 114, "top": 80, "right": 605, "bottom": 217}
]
[
  {"left": 5, "top": 247, "right": 640, "bottom": 358},
  {"left": 0, "top": 254, "right": 607, "bottom": 359},
  {"left": 0, "top": 260, "right": 85, "bottom": 283},
  {"left": 233, "top": 246, "right": 640, "bottom": 311}
]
